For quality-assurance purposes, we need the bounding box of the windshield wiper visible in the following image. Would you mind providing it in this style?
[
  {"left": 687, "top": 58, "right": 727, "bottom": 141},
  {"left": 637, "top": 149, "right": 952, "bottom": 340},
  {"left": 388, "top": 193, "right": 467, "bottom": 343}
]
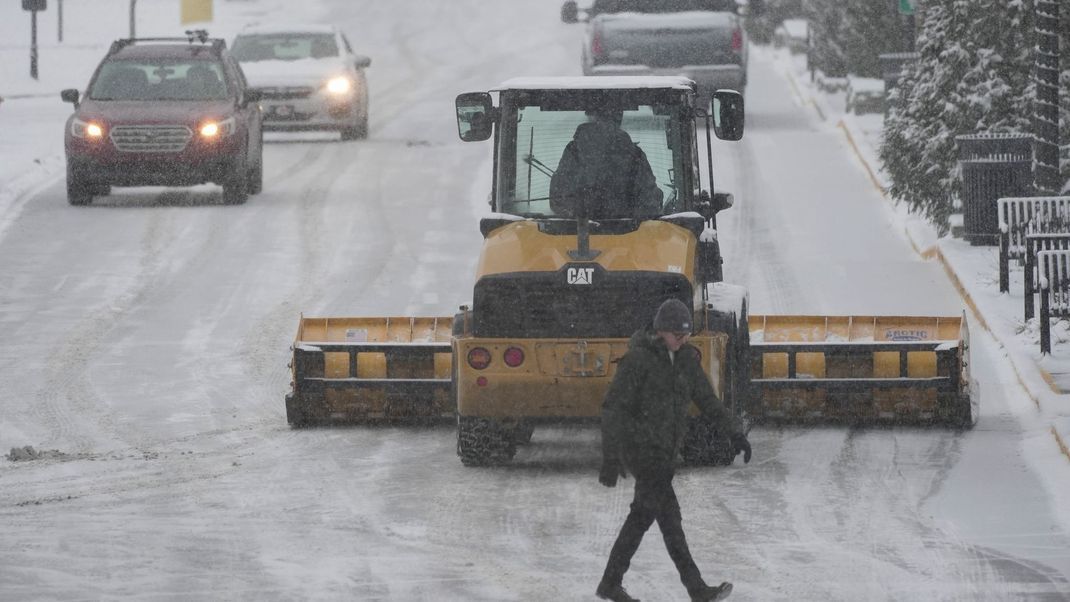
[{"left": 522, "top": 154, "right": 555, "bottom": 178}]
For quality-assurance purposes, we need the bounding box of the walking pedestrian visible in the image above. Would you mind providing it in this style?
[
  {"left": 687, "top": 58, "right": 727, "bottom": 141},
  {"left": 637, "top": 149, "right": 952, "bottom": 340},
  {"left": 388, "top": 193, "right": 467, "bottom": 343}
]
[{"left": 596, "top": 298, "right": 751, "bottom": 602}]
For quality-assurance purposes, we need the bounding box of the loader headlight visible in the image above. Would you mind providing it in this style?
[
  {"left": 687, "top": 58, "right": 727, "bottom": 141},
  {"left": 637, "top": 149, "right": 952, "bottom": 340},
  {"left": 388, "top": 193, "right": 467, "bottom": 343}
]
[
  {"left": 199, "top": 116, "right": 236, "bottom": 139},
  {"left": 325, "top": 76, "right": 353, "bottom": 95},
  {"left": 71, "top": 117, "right": 105, "bottom": 140}
]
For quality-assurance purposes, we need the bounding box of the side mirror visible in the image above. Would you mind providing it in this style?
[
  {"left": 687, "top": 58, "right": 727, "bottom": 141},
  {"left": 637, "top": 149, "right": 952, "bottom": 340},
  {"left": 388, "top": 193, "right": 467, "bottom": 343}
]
[
  {"left": 456, "top": 92, "right": 494, "bottom": 142},
  {"left": 697, "top": 190, "right": 734, "bottom": 219},
  {"left": 713, "top": 192, "right": 734, "bottom": 212},
  {"left": 61, "top": 88, "right": 80, "bottom": 106},
  {"left": 711, "top": 90, "right": 744, "bottom": 141},
  {"left": 561, "top": 0, "right": 579, "bottom": 23},
  {"left": 243, "top": 88, "right": 263, "bottom": 104},
  {"left": 352, "top": 54, "right": 371, "bottom": 69}
]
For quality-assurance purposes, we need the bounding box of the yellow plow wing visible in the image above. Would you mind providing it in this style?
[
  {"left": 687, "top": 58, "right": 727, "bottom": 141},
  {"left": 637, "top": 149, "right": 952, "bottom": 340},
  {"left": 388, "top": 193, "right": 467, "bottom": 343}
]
[
  {"left": 747, "top": 314, "right": 972, "bottom": 426},
  {"left": 285, "top": 316, "right": 454, "bottom": 425},
  {"left": 283, "top": 313, "right": 974, "bottom": 428}
]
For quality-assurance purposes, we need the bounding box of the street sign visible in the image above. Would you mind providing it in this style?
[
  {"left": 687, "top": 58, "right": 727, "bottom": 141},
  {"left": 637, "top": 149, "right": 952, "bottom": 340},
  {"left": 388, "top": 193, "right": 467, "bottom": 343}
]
[
  {"left": 22, "top": 0, "right": 47, "bottom": 11},
  {"left": 180, "top": 0, "right": 212, "bottom": 24},
  {"left": 899, "top": 0, "right": 915, "bottom": 15}
]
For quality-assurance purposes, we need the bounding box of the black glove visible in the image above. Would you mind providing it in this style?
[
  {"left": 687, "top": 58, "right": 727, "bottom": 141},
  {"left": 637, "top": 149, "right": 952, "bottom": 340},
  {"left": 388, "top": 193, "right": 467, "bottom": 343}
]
[
  {"left": 731, "top": 432, "right": 752, "bottom": 464},
  {"left": 599, "top": 460, "right": 628, "bottom": 488}
]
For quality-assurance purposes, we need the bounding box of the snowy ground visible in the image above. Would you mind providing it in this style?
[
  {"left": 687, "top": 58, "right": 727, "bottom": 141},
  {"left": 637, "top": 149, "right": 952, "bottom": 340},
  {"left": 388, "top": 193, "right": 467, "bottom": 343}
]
[{"left": 1, "top": 1, "right": 1069, "bottom": 600}]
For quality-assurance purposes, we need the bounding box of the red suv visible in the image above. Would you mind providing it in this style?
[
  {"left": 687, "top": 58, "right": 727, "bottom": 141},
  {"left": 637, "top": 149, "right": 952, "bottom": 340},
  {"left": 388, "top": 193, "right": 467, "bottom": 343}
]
[{"left": 61, "top": 33, "right": 264, "bottom": 205}]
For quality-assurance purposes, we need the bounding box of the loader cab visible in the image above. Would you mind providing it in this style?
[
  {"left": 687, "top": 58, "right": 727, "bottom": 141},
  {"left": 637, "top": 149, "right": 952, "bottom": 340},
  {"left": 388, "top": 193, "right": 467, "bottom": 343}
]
[{"left": 455, "top": 77, "right": 744, "bottom": 229}]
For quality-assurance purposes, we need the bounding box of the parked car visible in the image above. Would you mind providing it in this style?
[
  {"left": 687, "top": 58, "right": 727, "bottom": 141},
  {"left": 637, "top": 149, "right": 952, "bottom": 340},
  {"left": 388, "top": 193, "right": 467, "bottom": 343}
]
[
  {"left": 231, "top": 24, "right": 371, "bottom": 140},
  {"left": 845, "top": 76, "right": 885, "bottom": 115},
  {"left": 60, "top": 32, "right": 264, "bottom": 206},
  {"left": 773, "top": 18, "right": 808, "bottom": 55}
]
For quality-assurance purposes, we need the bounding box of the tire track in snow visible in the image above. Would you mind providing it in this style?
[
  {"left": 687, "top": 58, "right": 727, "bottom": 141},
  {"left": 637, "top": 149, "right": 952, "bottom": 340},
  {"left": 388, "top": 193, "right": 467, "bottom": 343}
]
[{"left": 26, "top": 212, "right": 187, "bottom": 453}]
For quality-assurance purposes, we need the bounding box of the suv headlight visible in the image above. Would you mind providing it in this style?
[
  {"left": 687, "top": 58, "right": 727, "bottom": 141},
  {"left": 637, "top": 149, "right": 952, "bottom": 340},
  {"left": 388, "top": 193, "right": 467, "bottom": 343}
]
[
  {"left": 71, "top": 117, "right": 105, "bottom": 140},
  {"left": 199, "top": 116, "right": 236, "bottom": 139},
  {"left": 325, "top": 76, "right": 353, "bottom": 95}
]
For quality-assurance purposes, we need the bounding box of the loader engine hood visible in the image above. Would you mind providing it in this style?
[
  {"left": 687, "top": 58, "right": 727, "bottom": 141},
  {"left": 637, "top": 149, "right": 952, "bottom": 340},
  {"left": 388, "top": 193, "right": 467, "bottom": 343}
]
[{"left": 471, "top": 220, "right": 699, "bottom": 338}]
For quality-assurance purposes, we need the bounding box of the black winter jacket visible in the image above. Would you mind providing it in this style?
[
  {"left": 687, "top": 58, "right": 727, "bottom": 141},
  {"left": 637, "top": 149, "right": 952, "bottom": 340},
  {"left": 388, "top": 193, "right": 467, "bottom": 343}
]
[
  {"left": 549, "top": 120, "right": 663, "bottom": 218},
  {"left": 601, "top": 326, "right": 742, "bottom": 469}
]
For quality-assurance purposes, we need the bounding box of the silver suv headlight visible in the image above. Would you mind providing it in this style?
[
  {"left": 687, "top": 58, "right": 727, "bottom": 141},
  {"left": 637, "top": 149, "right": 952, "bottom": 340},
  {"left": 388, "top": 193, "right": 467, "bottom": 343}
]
[{"left": 325, "top": 76, "right": 354, "bottom": 95}]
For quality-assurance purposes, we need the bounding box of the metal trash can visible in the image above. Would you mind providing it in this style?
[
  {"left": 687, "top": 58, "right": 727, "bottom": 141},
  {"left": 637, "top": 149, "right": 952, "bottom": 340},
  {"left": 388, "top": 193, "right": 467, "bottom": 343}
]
[{"left": 956, "top": 133, "right": 1033, "bottom": 246}]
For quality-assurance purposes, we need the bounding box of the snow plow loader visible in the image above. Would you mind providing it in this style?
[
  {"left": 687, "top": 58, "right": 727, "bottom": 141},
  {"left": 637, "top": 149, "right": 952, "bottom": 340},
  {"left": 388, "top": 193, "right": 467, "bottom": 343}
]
[{"left": 285, "top": 77, "right": 974, "bottom": 465}]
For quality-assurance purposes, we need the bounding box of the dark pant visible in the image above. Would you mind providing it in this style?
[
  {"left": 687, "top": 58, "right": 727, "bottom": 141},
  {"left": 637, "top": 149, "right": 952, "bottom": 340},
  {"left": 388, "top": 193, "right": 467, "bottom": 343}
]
[{"left": 601, "top": 464, "right": 705, "bottom": 593}]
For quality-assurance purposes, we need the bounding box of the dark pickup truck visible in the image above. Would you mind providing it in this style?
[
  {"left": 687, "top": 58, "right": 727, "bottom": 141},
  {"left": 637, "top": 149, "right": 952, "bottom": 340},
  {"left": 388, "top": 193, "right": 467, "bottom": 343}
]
[{"left": 562, "top": 0, "right": 748, "bottom": 100}]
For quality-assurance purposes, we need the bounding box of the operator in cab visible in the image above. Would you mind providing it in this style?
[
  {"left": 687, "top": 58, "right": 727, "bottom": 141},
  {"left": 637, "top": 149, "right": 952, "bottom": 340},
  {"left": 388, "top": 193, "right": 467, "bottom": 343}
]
[{"left": 549, "top": 105, "right": 663, "bottom": 219}]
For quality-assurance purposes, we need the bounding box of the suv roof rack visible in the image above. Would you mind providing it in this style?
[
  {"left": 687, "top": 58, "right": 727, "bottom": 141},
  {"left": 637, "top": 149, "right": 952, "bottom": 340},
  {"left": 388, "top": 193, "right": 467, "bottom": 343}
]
[{"left": 107, "top": 30, "right": 226, "bottom": 57}]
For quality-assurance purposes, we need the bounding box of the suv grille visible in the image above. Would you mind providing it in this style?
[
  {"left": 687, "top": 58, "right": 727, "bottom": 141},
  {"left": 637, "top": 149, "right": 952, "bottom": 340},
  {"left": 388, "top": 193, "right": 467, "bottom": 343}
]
[{"left": 110, "top": 125, "right": 193, "bottom": 153}]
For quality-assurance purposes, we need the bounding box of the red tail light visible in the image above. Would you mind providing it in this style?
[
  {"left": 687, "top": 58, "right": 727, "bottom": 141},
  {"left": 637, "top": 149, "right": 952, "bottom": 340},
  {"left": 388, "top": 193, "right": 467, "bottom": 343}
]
[
  {"left": 592, "top": 29, "right": 605, "bottom": 58},
  {"left": 503, "top": 347, "right": 525, "bottom": 367},
  {"left": 467, "top": 347, "right": 491, "bottom": 370},
  {"left": 731, "top": 28, "right": 743, "bottom": 53}
]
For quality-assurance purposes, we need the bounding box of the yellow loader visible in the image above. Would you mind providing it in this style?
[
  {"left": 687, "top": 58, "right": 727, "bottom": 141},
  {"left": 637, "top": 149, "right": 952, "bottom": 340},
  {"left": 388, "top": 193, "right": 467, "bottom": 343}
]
[{"left": 285, "top": 77, "right": 974, "bottom": 466}]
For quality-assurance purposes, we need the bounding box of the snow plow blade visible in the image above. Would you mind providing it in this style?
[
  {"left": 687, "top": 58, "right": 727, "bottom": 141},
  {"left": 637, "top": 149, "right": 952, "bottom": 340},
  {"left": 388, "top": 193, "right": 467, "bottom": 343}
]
[
  {"left": 747, "top": 314, "right": 973, "bottom": 427},
  {"left": 285, "top": 316, "right": 454, "bottom": 426}
]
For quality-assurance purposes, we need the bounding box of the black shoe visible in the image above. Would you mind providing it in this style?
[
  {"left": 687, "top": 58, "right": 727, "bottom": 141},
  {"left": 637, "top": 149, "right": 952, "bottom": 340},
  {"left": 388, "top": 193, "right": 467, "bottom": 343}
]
[
  {"left": 596, "top": 581, "right": 640, "bottom": 602},
  {"left": 690, "top": 581, "right": 732, "bottom": 602}
]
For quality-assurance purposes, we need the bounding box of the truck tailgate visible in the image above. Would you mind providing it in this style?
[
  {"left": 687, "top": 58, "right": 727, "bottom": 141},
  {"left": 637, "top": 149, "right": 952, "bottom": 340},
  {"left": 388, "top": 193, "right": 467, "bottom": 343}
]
[{"left": 597, "top": 11, "right": 740, "bottom": 67}]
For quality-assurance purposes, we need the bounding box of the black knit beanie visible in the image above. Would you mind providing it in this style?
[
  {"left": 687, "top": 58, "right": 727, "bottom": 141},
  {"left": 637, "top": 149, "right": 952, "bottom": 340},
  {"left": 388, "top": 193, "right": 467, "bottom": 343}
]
[{"left": 653, "top": 298, "right": 692, "bottom": 332}]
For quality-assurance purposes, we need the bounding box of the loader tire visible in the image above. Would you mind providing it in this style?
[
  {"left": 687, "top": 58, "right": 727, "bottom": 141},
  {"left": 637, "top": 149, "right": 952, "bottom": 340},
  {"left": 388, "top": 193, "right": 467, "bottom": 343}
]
[
  {"left": 707, "top": 303, "right": 750, "bottom": 416},
  {"left": 681, "top": 416, "right": 735, "bottom": 466},
  {"left": 457, "top": 416, "right": 516, "bottom": 466},
  {"left": 732, "top": 305, "right": 751, "bottom": 416}
]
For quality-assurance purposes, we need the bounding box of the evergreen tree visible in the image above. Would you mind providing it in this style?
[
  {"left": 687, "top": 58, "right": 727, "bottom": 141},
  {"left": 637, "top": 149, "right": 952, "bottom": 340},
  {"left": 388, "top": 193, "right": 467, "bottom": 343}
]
[
  {"left": 880, "top": 0, "right": 1034, "bottom": 232},
  {"left": 805, "top": 0, "right": 848, "bottom": 77}
]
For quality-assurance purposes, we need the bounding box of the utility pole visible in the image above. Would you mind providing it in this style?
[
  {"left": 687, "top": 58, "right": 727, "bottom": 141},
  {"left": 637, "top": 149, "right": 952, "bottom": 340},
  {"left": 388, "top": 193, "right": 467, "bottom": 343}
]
[
  {"left": 30, "top": 8, "right": 38, "bottom": 79},
  {"left": 1033, "top": 0, "right": 1061, "bottom": 194},
  {"left": 129, "top": 0, "right": 138, "bottom": 38},
  {"left": 22, "top": 1, "right": 48, "bottom": 79},
  {"left": 57, "top": 0, "right": 63, "bottom": 43}
]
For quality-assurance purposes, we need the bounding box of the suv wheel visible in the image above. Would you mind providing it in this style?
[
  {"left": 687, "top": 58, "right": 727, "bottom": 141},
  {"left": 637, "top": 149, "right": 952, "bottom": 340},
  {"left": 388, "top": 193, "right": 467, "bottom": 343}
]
[
  {"left": 222, "top": 161, "right": 249, "bottom": 205},
  {"left": 66, "top": 168, "right": 94, "bottom": 206},
  {"left": 246, "top": 138, "right": 264, "bottom": 195},
  {"left": 341, "top": 101, "right": 368, "bottom": 140}
]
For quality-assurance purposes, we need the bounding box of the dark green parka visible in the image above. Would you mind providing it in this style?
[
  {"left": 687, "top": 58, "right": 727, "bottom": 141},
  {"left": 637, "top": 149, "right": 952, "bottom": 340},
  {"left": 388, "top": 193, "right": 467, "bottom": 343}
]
[{"left": 601, "top": 326, "right": 742, "bottom": 469}]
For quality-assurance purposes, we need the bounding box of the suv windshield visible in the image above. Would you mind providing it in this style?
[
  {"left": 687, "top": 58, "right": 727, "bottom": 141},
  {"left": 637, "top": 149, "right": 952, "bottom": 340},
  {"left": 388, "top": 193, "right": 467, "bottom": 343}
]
[
  {"left": 593, "top": 0, "right": 736, "bottom": 13},
  {"left": 497, "top": 91, "right": 691, "bottom": 218},
  {"left": 231, "top": 33, "right": 339, "bottom": 62},
  {"left": 89, "top": 59, "right": 228, "bottom": 101}
]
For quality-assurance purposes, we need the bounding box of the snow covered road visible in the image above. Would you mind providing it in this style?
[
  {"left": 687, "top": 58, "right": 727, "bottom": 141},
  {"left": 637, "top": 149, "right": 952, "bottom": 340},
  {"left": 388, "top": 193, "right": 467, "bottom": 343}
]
[{"left": 1, "top": 1, "right": 1069, "bottom": 600}]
